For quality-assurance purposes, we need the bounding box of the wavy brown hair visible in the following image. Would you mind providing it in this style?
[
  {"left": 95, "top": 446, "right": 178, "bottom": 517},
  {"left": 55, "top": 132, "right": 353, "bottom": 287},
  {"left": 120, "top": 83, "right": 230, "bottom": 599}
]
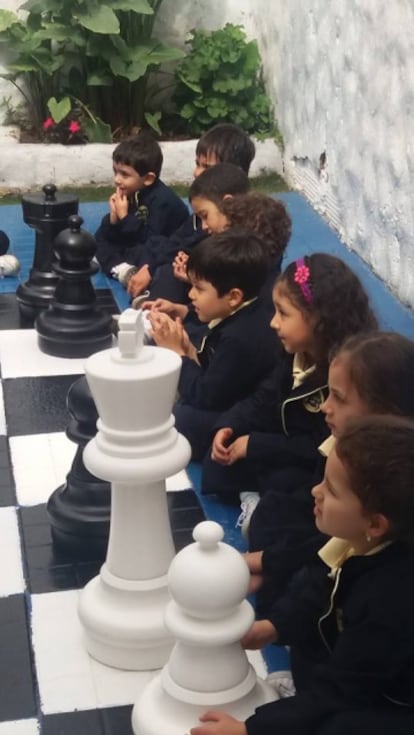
[{"left": 222, "top": 192, "right": 292, "bottom": 262}]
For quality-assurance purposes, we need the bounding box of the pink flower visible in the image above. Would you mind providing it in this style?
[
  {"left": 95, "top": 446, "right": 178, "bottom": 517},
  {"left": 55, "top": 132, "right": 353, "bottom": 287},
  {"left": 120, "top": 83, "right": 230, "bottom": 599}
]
[
  {"left": 294, "top": 265, "right": 310, "bottom": 285},
  {"left": 68, "top": 120, "right": 81, "bottom": 134},
  {"left": 43, "top": 117, "right": 55, "bottom": 130}
]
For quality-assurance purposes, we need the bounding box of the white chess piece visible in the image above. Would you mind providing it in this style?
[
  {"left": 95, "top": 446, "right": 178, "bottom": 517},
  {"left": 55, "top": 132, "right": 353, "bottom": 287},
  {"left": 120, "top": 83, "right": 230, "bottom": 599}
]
[
  {"left": 132, "top": 521, "right": 275, "bottom": 734},
  {"left": 78, "top": 309, "right": 191, "bottom": 669}
]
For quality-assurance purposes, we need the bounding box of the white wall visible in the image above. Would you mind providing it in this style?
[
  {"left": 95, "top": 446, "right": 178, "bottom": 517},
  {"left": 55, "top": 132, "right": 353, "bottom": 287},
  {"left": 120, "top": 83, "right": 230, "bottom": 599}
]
[{"left": 1, "top": 0, "right": 413, "bottom": 308}]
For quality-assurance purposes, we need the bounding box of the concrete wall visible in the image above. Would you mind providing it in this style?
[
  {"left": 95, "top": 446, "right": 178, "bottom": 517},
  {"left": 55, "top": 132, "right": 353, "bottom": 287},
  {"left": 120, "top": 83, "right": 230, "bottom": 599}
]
[{"left": 1, "top": 0, "right": 413, "bottom": 309}]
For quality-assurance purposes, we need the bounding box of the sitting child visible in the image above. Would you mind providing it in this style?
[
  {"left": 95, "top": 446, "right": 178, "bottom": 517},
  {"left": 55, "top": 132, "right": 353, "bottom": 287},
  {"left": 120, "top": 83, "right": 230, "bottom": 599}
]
[
  {"left": 246, "top": 330, "right": 414, "bottom": 614},
  {"left": 125, "top": 123, "right": 256, "bottom": 299},
  {"left": 203, "top": 254, "right": 377, "bottom": 517},
  {"left": 95, "top": 129, "right": 188, "bottom": 280},
  {"left": 148, "top": 229, "right": 279, "bottom": 460},
  {"left": 191, "top": 415, "right": 414, "bottom": 735}
]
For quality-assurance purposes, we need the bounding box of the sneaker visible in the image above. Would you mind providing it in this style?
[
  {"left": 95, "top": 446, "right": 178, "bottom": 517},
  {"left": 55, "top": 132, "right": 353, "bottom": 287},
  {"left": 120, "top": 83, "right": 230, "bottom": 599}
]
[
  {"left": 235, "top": 494, "right": 260, "bottom": 539},
  {"left": 111, "top": 263, "right": 138, "bottom": 286},
  {"left": 266, "top": 670, "right": 296, "bottom": 699},
  {"left": 0, "top": 254, "right": 20, "bottom": 277}
]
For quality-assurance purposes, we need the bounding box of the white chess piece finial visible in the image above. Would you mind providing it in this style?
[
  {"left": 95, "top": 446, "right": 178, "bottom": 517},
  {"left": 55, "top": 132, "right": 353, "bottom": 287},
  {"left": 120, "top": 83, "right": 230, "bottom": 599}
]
[
  {"left": 132, "top": 521, "right": 275, "bottom": 735},
  {"left": 78, "top": 308, "right": 191, "bottom": 670}
]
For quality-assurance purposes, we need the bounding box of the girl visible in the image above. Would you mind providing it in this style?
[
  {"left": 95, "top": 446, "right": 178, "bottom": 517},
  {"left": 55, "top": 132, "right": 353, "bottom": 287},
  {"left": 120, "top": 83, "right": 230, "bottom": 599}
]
[
  {"left": 191, "top": 415, "right": 414, "bottom": 735},
  {"left": 246, "top": 331, "right": 414, "bottom": 613},
  {"left": 203, "top": 254, "right": 377, "bottom": 515}
]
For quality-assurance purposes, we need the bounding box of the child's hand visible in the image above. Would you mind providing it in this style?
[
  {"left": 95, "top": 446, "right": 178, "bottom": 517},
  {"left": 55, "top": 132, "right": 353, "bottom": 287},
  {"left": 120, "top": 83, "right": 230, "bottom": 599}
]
[
  {"left": 113, "top": 186, "right": 129, "bottom": 220},
  {"left": 190, "top": 711, "right": 247, "bottom": 735},
  {"left": 142, "top": 298, "right": 189, "bottom": 321},
  {"left": 241, "top": 619, "right": 277, "bottom": 650},
  {"left": 127, "top": 264, "right": 151, "bottom": 297},
  {"left": 109, "top": 192, "right": 118, "bottom": 224},
  {"left": 243, "top": 551, "right": 265, "bottom": 594},
  {"left": 227, "top": 435, "right": 249, "bottom": 464},
  {"left": 149, "top": 312, "right": 192, "bottom": 356},
  {"left": 211, "top": 428, "right": 234, "bottom": 464},
  {"left": 173, "top": 251, "right": 190, "bottom": 282}
]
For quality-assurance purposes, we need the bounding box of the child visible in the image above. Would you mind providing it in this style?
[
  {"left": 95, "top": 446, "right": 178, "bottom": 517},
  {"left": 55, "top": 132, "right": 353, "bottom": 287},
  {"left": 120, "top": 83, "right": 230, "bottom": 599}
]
[
  {"left": 0, "top": 229, "right": 20, "bottom": 277},
  {"left": 94, "top": 129, "right": 188, "bottom": 278},
  {"left": 125, "top": 123, "right": 256, "bottom": 299},
  {"left": 191, "top": 415, "right": 414, "bottom": 735},
  {"left": 246, "top": 331, "right": 414, "bottom": 613},
  {"left": 143, "top": 189, "right": 292, "bottom": 320},
  {"left": 148, "top": 229, "right": 279, "bottom": 460},
  {"left": 203, "top": 254, "right": 377, "bottom": 517}
]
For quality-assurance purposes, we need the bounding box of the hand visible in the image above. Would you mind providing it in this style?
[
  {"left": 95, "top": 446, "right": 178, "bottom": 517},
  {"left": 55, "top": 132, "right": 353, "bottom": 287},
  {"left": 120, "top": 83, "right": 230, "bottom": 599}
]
[
  {"left": 190, "top": 711, "right": 247, "bottom": 735},
  {"left": 243, "top": 551, "right": 264, "bottom": 575},
  {"left": 127, "top": 264, "right": 151, "bottom": 297},
  {"left": 149, "top": 311, "right": 192, "bottom": 356},
  {"left": 142, "top": 298, "right": 189, "bottom": 321},
  {"left": 109, "top": 191, "right": 118, "bottom": 224},
  {"left": 226, "top": 435, "right": 249, "bottom": 465},
  {"left": 241, "top": 619, "right": 277, "bottom": 649},
  {"left": 211, "top": 428, "right": 234, "bottom": 465},
  {"left": 111, "top": 186, "right": 128, "bottom": 221},
  {"left": 173, "top": 250, "right": 190, "bottom": 282}
]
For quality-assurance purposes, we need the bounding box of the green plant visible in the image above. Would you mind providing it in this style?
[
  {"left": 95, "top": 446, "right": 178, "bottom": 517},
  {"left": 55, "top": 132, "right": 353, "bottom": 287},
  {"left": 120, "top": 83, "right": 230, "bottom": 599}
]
[
  {"left": 42, "top": 96, "right": 112, "bottom": 144},
  {"left": 0, "top": 0, "right": 183, "bottom": 138},
  {"left": 173, "top": 24, "right": 277, "bottom": 138}
]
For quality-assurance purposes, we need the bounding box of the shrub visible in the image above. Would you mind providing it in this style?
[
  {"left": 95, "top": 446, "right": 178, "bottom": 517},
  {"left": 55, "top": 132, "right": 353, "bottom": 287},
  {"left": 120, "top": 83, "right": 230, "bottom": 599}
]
[{"left": 173, "top": 24, "right": 277, "bottom": 138}]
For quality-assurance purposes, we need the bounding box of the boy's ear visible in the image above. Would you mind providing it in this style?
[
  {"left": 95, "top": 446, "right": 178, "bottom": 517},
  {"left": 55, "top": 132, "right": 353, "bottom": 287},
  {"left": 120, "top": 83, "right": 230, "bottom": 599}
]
[
  {"left": 142, "top": 171, "right": 156, "bottom": 187},
  {"left": 228, "top": 287, "right": 244, "bottom": 308},
  {"left": 222, "top": 194, "right": 233, "bottom": 201},
  {"left": 367, "top": 513, "right": 390, "bottom": 541}
]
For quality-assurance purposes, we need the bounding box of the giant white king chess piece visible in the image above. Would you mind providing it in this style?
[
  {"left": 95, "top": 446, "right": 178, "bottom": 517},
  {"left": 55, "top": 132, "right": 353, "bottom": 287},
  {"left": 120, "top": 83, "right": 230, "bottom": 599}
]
[
  {"left": 132, "top": 521, "right": 275, "bottom": 735},
  {"left": 78, "top": 309, "right": 191, "bottom": 670}
]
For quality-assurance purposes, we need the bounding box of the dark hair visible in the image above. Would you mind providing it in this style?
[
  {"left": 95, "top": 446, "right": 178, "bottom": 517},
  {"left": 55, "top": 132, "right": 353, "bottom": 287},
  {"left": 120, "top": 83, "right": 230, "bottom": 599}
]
[
  {"left": 113, "top": 130, "right": 163, "bottom": 178},
  {"left": 222, "top": 192, "right": 291, "bottom": 261},
  {"left": 196, "top": 123, "right": 255, "bottom": 174},
  {"left": 277, "top": 254, "right": 378, "bottom": 368},
  {"left": 333, "top": 332, "right": 414, "bottom": 417},
  {"left": 336, "top": 415, "right": 414, "bottom": 547},
  {"left": 187, "top": 228, "right": 270, "bottom": 299},
  {"left": 189, "top": 163, "right": 250, "bottom": 206}
]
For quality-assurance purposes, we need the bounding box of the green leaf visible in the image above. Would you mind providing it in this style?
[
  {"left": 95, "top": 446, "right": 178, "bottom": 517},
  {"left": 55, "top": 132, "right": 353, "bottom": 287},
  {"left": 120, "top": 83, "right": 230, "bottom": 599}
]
[
  {"left": 0, "top": 10, "right": 19, "bottom": 32},
  {"left": 82, "top": 116, "right": 112, "bottom": 143},
  {"left": 110, "top": 57, "right": 149, "bottom": 81},
  {"left": 111, "top": 0, "right": 153, "bottom": 13},
  {"left": 87, "top": 72, "right": 113, "bottom": 86},
  {"left": 144, "top": 111, "right": 161, "bottom": 135},
  {"left": 76, "top": 6, "right": 120, "bottom": 35},
  {"left": 47, "top": 96, "right": 71, "bottom": 124}
]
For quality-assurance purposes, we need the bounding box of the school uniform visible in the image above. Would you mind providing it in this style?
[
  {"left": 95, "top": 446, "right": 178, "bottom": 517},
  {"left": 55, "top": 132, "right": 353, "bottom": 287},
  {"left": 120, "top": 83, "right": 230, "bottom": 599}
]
[
  {"left": 201, "top": 352, "right": 329, "bottom": 499},
  {"left": 95, "top": 178, "right": 189, "bottom": 275},
  {"left": 173, "top": 299, "right": 279, "bottom": 460},
  {"left": 246, "top": 539, "right": 414, "bottom": 735}
]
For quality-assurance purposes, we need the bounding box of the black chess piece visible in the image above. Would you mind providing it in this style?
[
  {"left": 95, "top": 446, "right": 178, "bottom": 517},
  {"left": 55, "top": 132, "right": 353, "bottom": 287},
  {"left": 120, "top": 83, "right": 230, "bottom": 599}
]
[
  {"left": 16, "top": 183, "right": 78, "bottom": 320},
  {"left": 47, "top": 375, "right": 110, "bottom": 558},
  {"left": 36, "top": 214, "right": 113, "bottom": 357}
]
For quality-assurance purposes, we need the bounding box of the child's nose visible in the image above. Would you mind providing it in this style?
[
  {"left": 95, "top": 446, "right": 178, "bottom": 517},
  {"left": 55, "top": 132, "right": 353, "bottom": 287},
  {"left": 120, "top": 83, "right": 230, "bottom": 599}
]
[
  {"left": 311, "top": 483, "right": 322, "bottom": 499},
  {"left": 321, "top": 396, "right": 330, "bottom": 415}
]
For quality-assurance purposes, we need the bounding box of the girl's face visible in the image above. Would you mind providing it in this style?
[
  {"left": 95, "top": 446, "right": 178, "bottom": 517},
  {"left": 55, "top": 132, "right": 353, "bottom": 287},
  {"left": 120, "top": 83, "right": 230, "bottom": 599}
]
[
  {"left": 312, "top": 448, "right": 371, "bottom": 552},
  {"left": 191, "top": 196, "right": 230, "bottom": 234},
  {"left": 322, "top": 355, "right": 370, "bottom": 437},
  {"left": 270, "top": 283, "right": 316, "bottom": 356}
]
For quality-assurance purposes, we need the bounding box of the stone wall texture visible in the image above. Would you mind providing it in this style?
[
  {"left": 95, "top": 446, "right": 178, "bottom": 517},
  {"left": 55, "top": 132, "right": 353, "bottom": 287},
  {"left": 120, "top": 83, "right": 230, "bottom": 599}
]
[{"left": 1, "top": 0, "right": 413, "bottom": 307}]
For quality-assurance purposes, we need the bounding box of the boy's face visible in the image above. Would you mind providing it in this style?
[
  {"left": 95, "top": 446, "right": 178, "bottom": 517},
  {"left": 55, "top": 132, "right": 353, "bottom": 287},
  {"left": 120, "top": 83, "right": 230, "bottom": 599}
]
[
  {"left": 191, "top": 196, "right": 230, "bottom": 234},
  {"left": 188, "top": 275, "right": 235, "bottom": 323},
  {"left": 193, "top": 152, "right": 219, "bottom": 178},
  {"left": 113, "top": 162, "right": 149, "bottom": 196}
]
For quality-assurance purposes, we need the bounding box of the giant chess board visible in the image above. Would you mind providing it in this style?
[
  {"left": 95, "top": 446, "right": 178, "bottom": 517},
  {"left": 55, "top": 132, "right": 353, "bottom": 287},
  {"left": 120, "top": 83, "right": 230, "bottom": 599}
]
[{"left": 0, "top": 201, "right": 276, "bottom": 735}]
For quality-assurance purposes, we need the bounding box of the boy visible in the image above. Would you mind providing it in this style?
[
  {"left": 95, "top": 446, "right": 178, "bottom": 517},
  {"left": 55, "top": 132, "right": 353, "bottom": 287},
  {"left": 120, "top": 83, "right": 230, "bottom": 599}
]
[
  {"left": 148, "top": 229, "right": 279, "bottom": 460},
  {"left": 125, "top": 123, "right": 256, "bottom": 299},
  {"left": 95, "top": 130, "right": 188, "bottom": 279}
]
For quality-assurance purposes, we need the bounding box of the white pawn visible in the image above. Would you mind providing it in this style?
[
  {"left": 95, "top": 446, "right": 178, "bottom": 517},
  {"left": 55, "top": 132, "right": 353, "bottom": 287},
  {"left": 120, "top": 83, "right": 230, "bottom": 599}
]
[{"left": 132, "top": 521, "right": 275, "bottom": 735}]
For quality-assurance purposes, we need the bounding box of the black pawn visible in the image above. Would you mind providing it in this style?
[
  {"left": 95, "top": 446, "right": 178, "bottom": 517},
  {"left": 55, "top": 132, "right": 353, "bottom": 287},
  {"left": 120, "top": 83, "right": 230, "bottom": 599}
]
[
  {"left": 36, "top": 214, "right": 113, "bottom": 357},
  {"left": 16, "top": 184, "right": 78, "bottom": 320},
  {"left": 47, "top": 375, "right": 110, "bottom": 558}
]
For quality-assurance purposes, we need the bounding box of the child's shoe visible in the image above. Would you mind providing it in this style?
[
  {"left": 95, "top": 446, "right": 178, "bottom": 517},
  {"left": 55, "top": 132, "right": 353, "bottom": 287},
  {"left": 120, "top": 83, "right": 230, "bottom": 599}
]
[
  {"left": 266, "top": 670, "right": 296, "bottom": 699},
  {"left": 0, "top": 254, "right": 20, "bottom": 277},
  {"left": 111, "top": 262, "right": 138, "bottom": 286},
  {"left": 235, "top": 492, "right": 260, "bottom": 539}
]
